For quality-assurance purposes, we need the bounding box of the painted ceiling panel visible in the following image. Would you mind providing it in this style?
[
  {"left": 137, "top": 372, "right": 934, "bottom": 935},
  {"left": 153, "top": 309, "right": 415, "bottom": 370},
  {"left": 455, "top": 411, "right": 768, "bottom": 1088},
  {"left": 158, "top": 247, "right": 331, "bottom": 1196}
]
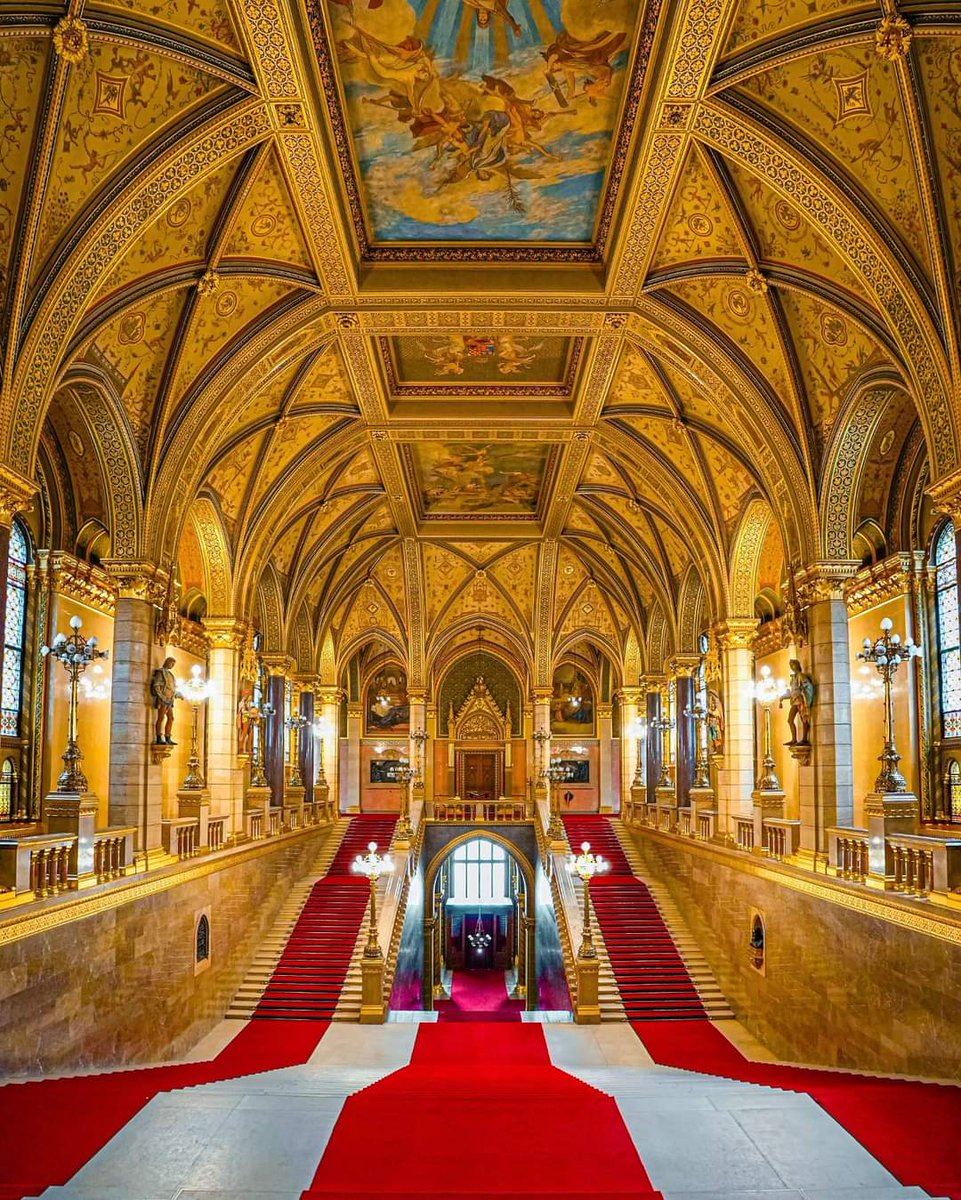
[
  {"left": 695, "top": 431, "right": 755, "bottom": 527},
  {"left": 206, "top": 429, "right": 267, "bottom": 524},
  {"left": 0, "top": 39, "right": 48, "bottom": 285},
  {"left": 723, "top": 0, "right": 871, "bottom": 56},
  {"left": 918, "top": 37, "right": 961, "bottom": 331},
  {"left": 423, "top": 543, "right": 474, "bottom": 629},
  {"left": 606, "top": 346, "right": 673, "bottom": 412},
  {"left": 649, "top": 144, "right": 745, "bottom": 271},
  {"left": 222, "top": 147, "right": 314, "bottom": 270},
  {"left": 96, "top": 0, "right": 242, "bottom": 52}
]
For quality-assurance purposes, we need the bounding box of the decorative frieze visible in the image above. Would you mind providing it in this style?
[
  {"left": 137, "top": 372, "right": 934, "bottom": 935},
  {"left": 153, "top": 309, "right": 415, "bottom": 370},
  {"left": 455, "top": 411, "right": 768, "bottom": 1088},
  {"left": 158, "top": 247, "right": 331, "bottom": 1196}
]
[
  {"left": 844, "top": 552, "right": 926, "bottom": 616},
  {"left": 48, "top": 552, "right": 116, "bottom": 615}
]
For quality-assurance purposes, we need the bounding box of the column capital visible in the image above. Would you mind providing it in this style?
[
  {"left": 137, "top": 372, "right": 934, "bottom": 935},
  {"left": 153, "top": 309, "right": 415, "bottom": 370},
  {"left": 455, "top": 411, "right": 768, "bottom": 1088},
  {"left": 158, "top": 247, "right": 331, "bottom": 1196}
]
[
  {"left": 101, "top": 559, "right": 170, "bottom": 603},
  {"left": 794, "top": 561, "right": 861, "bottom": 607},
  {"left": 48, "top": 550, "right": 116, "bottom": 615},
  {"left": 617, "top": 687, "right": 644, "bottom": 704},
  {"left": 0, "top": 464, "right": 37, "bottom": 525},
  {"left": 928, "top": 466, "right": 961, "bottom": 523},
  {"left": 532, "top": 686, "right": 554, "bottom": 702},
  {"left": 406, "top": 688, "right": 429, "bottom": 704},
  {"left": 316, "top": 686, "right": 346, "bottom": 706},
  {"left": 291, "top": 672, "right": 321, "bottom": 690},
  {"left": 261, "top": 653, "right": 293, "bottom": 677},
  {"left": 597, "top": 703, "right": 613, "bottom": 720},
  {"left": 202, "top": 615, "right": 249, "bottom": 650},
  {"left": 667, "top": 654, "right": 701, "bottom": 677},
  {"left": 711, "top": 618, "right": 757, "bottom": 650}
]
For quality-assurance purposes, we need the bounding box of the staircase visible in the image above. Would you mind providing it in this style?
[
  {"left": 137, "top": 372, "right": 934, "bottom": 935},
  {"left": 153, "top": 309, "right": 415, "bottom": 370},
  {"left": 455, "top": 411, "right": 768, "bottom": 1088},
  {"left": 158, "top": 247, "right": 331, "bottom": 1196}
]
[
  {"left": 563, "top": 815, "right": 733, "bottom": 1022},
  {"left": 226, "top": 815, "right": 396, "bottom": 1021}
]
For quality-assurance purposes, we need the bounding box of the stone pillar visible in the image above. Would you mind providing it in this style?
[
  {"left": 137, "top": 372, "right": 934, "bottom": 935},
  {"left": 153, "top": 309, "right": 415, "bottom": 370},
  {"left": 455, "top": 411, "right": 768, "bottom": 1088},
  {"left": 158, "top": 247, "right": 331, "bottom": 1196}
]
[
  {"left": 316, "top": 687, "right": 343, "bottom": 819},
  {"left": 618, "top": 687, "right": 644, "bottom": 819},
  {"left": 532, "top": 686, "right": 552, "bottom": 799},
  {"left": 292, "top": 675, "right": 318, "bottom": 805},
  {"left": 712, "top": 619, "right": 758, "bottom": 838},
  {"left": 260, "top": 654, "right": 291, "bottom": 811},
  {"left": 644, "top": 677, "right": 664, "bottom": 800},
  {"left": 103, "top": 562, "right": 170, "bottom": 852},
  {"left": 670, "top": 656, "right": 700, "bottom": 808},
  {"left": 597, "top": 702, "right": 614, "bottom": 813},
  {"left": 202, "top": 617, "right": 248, "bottom": 836},
  {"left": 345, "top": 701, "right": 362, "bottom": 813},
  {"left": 0, "top": 469, "right": 35, "bottom": 712},
  {"left": 796, "top": 563, "right": 859, "bottom": 855}
]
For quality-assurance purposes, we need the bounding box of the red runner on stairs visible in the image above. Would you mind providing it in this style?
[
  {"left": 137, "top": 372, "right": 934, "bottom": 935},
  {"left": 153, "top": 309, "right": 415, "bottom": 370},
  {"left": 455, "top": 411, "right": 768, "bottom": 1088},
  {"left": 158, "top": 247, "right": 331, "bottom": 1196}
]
[
  {"left": 254, "top": 815, "right": 396, "bottom": 1021},
  {"left": 563, "top": 816, "right": 706, "bottom": 1021},
  {"left": 634, "top": 1019, "right": 961, "bottom": 1200},
  {"left": 435, "top": 969, "right": 525, "bottom": 1022},
  {"left": 0, "top": 1020, "right": 329, "bottom": 1200},
  {"left": 303, "top": 1023, "right": 661, "bottom": 1198}
]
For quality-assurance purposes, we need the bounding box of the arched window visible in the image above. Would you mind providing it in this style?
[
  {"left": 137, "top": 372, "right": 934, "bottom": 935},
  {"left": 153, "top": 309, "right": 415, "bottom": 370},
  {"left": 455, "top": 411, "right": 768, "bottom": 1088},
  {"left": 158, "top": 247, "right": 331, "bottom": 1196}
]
[
  {"left": 449, "top": 839, "right": 508, "bottom": 902},
  {"left": 0, "top": 759, "right": 16, "bottom": 821},
  {"left": 946, "top": 760, "right": 961, "bottom": 822},
  {"left": 935, "top": 522, "right": 961, "bottom": 738},
  {"left": 196, "top": 914, "right": 210, "bottom": 963},
  {"left": 1, "top": 522, "right": 28, "bottom": 738}
]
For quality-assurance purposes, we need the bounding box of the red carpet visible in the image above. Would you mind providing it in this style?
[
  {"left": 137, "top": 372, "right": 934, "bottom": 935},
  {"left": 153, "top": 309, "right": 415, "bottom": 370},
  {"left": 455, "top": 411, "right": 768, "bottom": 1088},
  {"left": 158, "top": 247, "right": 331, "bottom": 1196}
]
[
  {"left": 563, "top": 816, "right": 705, "bottom": 1020},
  {"left": 254, "top": 815, "right": 396, "bottom": 1020},
  {"left": 304, "top": 1023, "right": 661, "bottom": 1197},
  {"left": 634, "top": 1019, "right": 961, "bottom": 1200},
  {"left": 435, "top": 969, "right": 525, "bottom": 1022},
  {"left": 0, "top": 1020, "right": 329, "bottom": 1200}
]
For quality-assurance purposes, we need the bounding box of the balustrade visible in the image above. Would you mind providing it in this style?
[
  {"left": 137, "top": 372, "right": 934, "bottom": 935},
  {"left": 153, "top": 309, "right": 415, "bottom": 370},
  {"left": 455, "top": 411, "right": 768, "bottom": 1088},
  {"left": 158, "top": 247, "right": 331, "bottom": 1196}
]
[
  {"left": 697, "top": 811, "right": 716, "bottom": 841},
  {"left": 762, "top": 818, "right": 800, "bottom": 861},
  {"left": 207, "top": 818, "right": 226, "bottom": 852},
  {"left": 429, "top": 797, "right": 532, "bottom": 823},
  {"left": 93, "top": 828, "right": 134, "bottom": 882},
  {"left": 828, "top": 828, "right": 869, "bottom": 882},
  {"left": 890, "top": 838, "right": 935, "bottom": 896},
  {"left": 162, "top": 817, "right": 200, "bottom": 860},
  {"left": 0, "top": 834, "right": 76, "bottom": 895},
  {"left": 734, "top": 816, "right": 755, "bottom": 853}
]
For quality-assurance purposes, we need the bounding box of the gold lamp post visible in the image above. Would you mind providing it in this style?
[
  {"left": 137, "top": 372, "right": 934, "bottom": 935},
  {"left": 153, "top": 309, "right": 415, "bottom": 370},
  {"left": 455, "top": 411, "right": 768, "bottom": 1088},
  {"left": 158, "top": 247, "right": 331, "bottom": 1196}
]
[
  {"left": 857, "top": 617, "right": 922, "bottom": 793},
  {"left": 352, "top": 840, "right": 394, "bottom": 1023},
  {"left": 41, "top": 615, "right": 109, "bottom": 793},
  {"left": 567, "top": 840, "right": 608, "bottom": 959},
  {"left": 651, "top": 709, "right": 675, "bottom": 788},
  {"left": 286, "top": 712, "right": 309, "bottom": 788},
  {"left": 181, "top": 664, "right": 212, "bottom": 790},
  {"left": 249, "top": 703, "right": 270, "bottom": 788},
  {"left": 391, "top": 753, "right": 415, "bottom": 843},
  {"left": 631, "top": 716, "right": 647, "bottom": 787},
  {"left": 411, "top": 727, "right": 429, "bottom": 791},
  {"left": 313, "top": 717, "right": 331, "bottom": 787},
  {"left": 543, "top": 751, "right": 573, "bottom": 843},
  {"left": 753, "top": 664, "right": 784, "bottom": 792},
  {"left": 684, "top": 697, "right": 711, "bottom": 789}
]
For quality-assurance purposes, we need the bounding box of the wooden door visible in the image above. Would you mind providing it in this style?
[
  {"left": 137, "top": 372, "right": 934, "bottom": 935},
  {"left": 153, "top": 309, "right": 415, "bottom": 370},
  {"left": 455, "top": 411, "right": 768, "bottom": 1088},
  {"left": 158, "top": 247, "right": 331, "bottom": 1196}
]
[{"left": 461, "top": 751, "right": 498, "bottom": 802}]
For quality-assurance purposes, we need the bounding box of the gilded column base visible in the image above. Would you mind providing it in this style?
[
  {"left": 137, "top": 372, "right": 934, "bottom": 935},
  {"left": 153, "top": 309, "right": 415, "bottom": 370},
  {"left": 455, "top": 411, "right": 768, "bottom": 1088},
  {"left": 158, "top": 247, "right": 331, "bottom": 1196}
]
[
  {"left": 359, "top": 954, "right": 385, "bottom": 1024},
  {"left": 574, "top": 955, "right": 601, "bottom": 1024}
]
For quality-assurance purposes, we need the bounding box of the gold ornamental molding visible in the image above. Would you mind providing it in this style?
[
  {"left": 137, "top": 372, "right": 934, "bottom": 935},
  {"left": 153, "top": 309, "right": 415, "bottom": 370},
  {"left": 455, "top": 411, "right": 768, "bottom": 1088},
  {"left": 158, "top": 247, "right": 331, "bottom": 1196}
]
[
  {"left": 100, "top": 559, "right": 170, "bottom": 606},
  {"left": 844, "top": 552, "right": 926, "bottom": 617},
  {"left": 927, "top": 467, "right": 961, "bottom": 524},
  {"left": 794, "top": 561, "right": 862, "bottom": 608},
  {"left": 635, "top": 827, "right": 961, "bottom": 948},
  {"left": 172, "top": 619, "right": 210, "bottom": 659},
  {"left": 261, "top": 653, "right": 294, "bottom": 677},
  {"left": 711, "top": 618, "right": 757, "bottom": 651},
  {"left": 48, "top": 552, "right": 116, "bottom": 616},
  {"left": 202, "top": 616, "right": 250, "bottom": 652},
  {"left": 0, "top": 465, "right": 37, "bottom": 525},
  {"left": 753, "top": 616, "right": 790, "bottom": 660}
]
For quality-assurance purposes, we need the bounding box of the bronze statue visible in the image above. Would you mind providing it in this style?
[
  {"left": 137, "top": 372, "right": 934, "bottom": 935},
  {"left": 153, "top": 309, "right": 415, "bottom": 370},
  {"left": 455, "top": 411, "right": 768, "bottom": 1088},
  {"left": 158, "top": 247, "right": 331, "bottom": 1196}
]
[
  {"left": 782, "top": 659, "right": 815, "bottom": 745},
  {"left": 706, "top": 688, "right": 725, "bottom": 756},
  {"left": 150, "top": 656, "right": 181, "bottom": 745}
]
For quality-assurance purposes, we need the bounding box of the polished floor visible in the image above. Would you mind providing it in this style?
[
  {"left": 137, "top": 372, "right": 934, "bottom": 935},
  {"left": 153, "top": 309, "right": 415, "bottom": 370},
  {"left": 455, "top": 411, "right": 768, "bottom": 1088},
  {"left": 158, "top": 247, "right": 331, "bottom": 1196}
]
[{"left": 36, "top": 1020, "right": 935, "bottom": 1200}]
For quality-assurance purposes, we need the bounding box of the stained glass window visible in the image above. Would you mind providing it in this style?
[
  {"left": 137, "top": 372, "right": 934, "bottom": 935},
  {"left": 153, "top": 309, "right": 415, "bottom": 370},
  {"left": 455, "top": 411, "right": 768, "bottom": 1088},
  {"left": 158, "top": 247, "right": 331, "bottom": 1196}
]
[
  {"left": 1, "top": 522, "right": 28, "bottom": 738},
  {"left": 947, "top": 760, "right": 961, "bottom": 822},
  {"left": 0, "top": 759, "right": 14, "bottom": 819},
  {"left": 935, "top": 522, "right": 961, "bottom": 741}
]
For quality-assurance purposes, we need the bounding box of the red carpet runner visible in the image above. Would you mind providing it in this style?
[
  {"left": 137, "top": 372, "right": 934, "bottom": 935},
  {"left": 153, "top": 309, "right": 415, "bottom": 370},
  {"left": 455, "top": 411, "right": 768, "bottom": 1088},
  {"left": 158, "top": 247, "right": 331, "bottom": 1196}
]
[
  {"left": 254, "top": 815, "right": 397, "bottom": 1020},
  {"left": 304, "top": 1023, "right": 661, "bottom": 1198},
  {"left": 634, "top": 1019, "right": 961, "bottom": 1200},
  {"left": 0, "top": 1020, "right": 329, "bottom": 1200},
  {"left": 435, "top": 969, "right": 525, "bottom": 1022},
  {"left": 563, "top": 815, "right": 705, "bottom": 1020}
]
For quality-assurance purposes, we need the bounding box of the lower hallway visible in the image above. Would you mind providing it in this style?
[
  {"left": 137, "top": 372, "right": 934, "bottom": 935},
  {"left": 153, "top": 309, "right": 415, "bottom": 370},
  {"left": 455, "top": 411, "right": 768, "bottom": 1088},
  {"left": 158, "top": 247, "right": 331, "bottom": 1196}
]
[{"left": 3, "top": 1015, "right": 959, "bottom": 1200}]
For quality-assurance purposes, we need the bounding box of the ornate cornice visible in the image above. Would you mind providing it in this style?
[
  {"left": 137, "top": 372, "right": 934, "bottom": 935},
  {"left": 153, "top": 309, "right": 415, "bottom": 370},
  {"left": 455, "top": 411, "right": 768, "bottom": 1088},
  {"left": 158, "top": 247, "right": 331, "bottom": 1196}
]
[
  {"left": 202, "top": 616, "right": 249, "bottom": 651},
  {"left": 48, "top": 551, "right": 116, "bottom": 616},
  {"left": 753, "top": 617, "right": 790, "bottom": 660},
  {"left": 844, "top": 552, "right": 926, "bottom": 617},
  {"left": 0, "top": 465, "right": 36, "bottom": 525},
  {"left": 100, "top": 560, "right": 170, "bottom": 605},
  {"left": 261, "top": 653, "right": 294, "bottom": 677},
  {"left": 794, "top": 561, "right": 862, "bottom": 607},
  {"left": 928, "top": 468, "right": 961, "bottom": 524},
  {"left": 711, "top": 619, "right": 757, "bottom": 651},
  {"left": 172, "top": 618, "right": 209, "bottom": 659}
]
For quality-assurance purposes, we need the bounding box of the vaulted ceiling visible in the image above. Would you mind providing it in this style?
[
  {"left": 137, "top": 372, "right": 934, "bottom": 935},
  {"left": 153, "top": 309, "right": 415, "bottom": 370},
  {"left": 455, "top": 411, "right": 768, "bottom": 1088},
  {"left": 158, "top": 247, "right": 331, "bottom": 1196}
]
[{"left": 1, "top": 0, "right": 956, "bottom": 683}]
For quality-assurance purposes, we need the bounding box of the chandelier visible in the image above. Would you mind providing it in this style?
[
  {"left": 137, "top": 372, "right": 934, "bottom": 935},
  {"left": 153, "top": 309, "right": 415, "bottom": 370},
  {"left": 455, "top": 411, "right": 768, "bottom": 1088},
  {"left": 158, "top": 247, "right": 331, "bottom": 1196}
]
[{"left": 467, "top": 909, "right": 492, "bottom": 952}]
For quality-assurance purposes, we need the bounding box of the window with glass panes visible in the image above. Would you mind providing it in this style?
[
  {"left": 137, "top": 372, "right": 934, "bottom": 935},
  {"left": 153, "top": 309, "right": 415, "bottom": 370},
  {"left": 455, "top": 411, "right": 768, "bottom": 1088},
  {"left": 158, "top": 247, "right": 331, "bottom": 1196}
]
[
  {"left": 1, "top": 522, "right": 28, "bottom": 737},
  {"left": 935, "top": 522, "right": 961, "bottom": 739},
  {"left": 449, "top": 839, "right": 508, "bottom": 901}
]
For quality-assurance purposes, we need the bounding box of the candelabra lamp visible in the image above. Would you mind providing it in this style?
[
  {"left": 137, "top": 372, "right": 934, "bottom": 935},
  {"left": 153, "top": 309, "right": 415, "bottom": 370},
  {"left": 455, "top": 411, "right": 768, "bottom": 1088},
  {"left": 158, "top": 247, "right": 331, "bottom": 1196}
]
[
  {"left": 411, "top": 727, "right": 429, "bottom": 791},
  {"left": 753, "top": 665, "right": 784, "bottom": 793},
  {"left": 857, "top": 617, "right": 922, "bottom": 794},
  {"left": 352, "top": 840, "right": 394, "bottom": 1023},
  {"left": 650, "top": 710, "right": 676, "bottom": 789},
  {"left": 543, "top": 751, "right": 574, "bottom": 843},
  {"left": 568, "top": 840, "right": 607, "bottom": 1023},
  {"left": 286, "top": 713, "right": 309, "bottom": 788},
  {"left": 631, "top": 716, "right": 647, "bottom": 787},
  {"left": 41, "top": 615, "right": 109, "bottom": 794},
  {"left": 181, "top": 665, "right": 212, "bottom": 790},
  {"left": 391, "top": 753, "right": 415, "bottom": 844},
  {"left": 248, "top": 704, "right": 270, "bottom": 788},
  {"left": 684, "top": 698, "right": 711, "bottom": 789}
]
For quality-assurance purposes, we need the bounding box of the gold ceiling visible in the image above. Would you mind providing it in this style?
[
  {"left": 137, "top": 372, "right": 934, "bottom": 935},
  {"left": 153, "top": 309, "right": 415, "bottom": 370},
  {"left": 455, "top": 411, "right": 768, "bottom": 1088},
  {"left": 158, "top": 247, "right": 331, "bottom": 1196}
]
[{"left": 0, "top": 0, "right": 956, "bottom": 685}]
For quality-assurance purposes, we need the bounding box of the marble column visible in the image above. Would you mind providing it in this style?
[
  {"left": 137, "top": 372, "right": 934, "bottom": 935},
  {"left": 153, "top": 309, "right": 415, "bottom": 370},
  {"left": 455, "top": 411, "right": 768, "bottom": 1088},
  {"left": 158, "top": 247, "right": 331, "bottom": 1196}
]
[
  {"left": 644, "top": 676, "right": 665, "bottom": 800},
  {"left": 796, "top": 563, "right": 859, "bottom": 855},
  {"left": 618, "top": 687, "right": 644, "bottom": 816},
  {"left": 532, "top": 686, "right": 552, "bottom": 789},
  {"left": 292, "top": 674, "right": 318, "bottom": 805},
  {"left": 315, "top": 687, "right": 343, "bottom": 817},
  {"left": 712, "top": 619, "right": 758, "bottom": 838},
  {"left": 345, "top": 701, "right": 362, "bottom": 813},
  {"left": 597, "top": 702, "right": 614, "bottom": 813},
  {"left": 202, "top": 617, "right": 248, "bottom": 835},
  {"left": 103, "top": 562, "right": 170, "bottom": 851},
  {"left": 0, "top": 469, "right": 35, "bottom": 754},
  {"left": 260, "top": 654, "right": 291, "bottom": 810},
  {"left": 670, "top": 655, "right": 700, "bottom": 808}
]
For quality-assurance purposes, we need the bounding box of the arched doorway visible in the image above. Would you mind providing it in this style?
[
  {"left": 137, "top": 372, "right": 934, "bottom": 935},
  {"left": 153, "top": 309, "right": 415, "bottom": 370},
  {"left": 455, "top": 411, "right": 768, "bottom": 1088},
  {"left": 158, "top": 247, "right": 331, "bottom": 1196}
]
[{"left": 424, "top": 832, "right": 536, "bottom": 1012}]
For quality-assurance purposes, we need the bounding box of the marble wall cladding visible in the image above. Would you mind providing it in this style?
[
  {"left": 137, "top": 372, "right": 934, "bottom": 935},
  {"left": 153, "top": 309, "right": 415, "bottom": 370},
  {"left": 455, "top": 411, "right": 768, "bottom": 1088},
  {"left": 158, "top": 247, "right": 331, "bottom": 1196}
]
[
  {"left": 630, "top": 829, "right": 961, "bottom": 1080},
  {"left": 0, "top": 826, "right": 332, "bottom": 1076}
]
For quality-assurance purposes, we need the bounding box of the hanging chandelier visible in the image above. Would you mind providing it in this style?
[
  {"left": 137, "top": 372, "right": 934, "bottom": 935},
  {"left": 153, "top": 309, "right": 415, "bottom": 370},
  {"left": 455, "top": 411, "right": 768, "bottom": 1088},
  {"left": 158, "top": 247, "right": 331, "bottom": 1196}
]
[{"left": 467, "top": 909, "right": 492, "bottom": 952}]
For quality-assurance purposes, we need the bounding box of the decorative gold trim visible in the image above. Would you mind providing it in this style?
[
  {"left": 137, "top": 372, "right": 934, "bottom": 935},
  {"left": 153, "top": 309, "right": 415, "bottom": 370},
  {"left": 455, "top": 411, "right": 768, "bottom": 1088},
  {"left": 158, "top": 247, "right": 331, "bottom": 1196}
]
[
  {"left": 48, "top": 552, "right": 116, "bottom": 615},
  {"left": 844, "top": 552, "right": 925, "bottom": 617}
]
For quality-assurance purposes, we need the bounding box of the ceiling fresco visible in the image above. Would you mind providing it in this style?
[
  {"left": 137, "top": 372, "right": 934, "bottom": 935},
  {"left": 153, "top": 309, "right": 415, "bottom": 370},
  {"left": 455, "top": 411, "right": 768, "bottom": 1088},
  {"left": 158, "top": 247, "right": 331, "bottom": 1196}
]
[
  {"left": 381, "top": 334, "right": 580, "bottom": 394},
  {"left": 309, "top": 0, "right": 646, "bottom": 256},
  {"left": 405, "top": 441, "right": 552, "bottom": 516}
]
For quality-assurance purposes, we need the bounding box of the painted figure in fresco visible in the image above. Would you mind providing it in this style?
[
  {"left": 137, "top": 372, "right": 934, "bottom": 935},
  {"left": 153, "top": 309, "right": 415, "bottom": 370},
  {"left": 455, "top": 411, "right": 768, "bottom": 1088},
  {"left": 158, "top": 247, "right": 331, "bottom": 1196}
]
[
  {"left": 338, "top": 27, "right": 443, "bottom": 119},
  {"left": 150, "top": 657, "right": 182, "bottom": 745},
  {"left": 707, "top": 688, "right": 725, "bottom": 756},
  {"left": 781, "top": 659, "right": 816, "bottom": 746},
  {"left": 236, "top": 685, "right": 254, "bottom": 756},
  {"left": 494, "top": 333, "right": 544, "bottom": 374},
  {"left": 542, "top": 30, "right": 627, "bottom": 106},
  {"left": 463, "top": 0, "right": 523, "bottom": 38},
  {"left": 367, "top": 666, "right": 410, "bottom": 732}
]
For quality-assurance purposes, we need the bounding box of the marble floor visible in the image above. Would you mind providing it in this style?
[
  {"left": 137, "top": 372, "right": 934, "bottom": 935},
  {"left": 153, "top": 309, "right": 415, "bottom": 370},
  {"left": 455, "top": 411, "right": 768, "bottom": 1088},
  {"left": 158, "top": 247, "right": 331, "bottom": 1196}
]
[{"left": 37, "top": 1021, "right": 941, "bottom": 1200}]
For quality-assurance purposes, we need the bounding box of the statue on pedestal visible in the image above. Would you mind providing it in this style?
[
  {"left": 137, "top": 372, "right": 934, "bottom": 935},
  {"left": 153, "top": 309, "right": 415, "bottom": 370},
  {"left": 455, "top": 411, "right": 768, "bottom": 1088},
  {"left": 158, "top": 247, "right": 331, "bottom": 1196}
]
[
  {"left": 782, "top": 659, "right": 815, "bottom": 746},
  {"left": 151, "top": 656, "right": 181, "bottom": 745},
  {"left": 237, "top": 685, "right": 254, "bottom": 755},
  {"left": 706, "top": 688, "right": 725, "bottom": 756}
]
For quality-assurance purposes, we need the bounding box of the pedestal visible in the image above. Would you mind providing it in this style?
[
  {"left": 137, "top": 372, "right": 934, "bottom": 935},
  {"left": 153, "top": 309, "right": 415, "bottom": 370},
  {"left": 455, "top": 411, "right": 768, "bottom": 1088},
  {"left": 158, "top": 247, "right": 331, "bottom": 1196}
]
[
  {"left": 284, "top": 785, "right": 305, "bottom": 831},
  {"left": 629, "top": 783, "right": 646, "bottom": 823},
  {"left": 866, "top": 792, "right": 920, "bottom": 887},
  {"left": 178, "top": 790, "right": 210, "bottom": 850},
  {"left": 688, "top": 786, "right": 715, "bottom": 837},
  {"left": 44, "top": 793, "right": 98, "bottom": 879},
  {"left": 752, "top": 789, "right": 785, "bottom": 855},
  {"left": 244, "top": 785, "right": 271, "bottom": 839},
  {"left": 574, "top": 955, "right": 601, "bottom": 1024},
  {"left": 315, "top": 781, "right": 332, "bottom": 822},
  {"left": 359, "top": 954, "right": 385, "bottom": 1024}
]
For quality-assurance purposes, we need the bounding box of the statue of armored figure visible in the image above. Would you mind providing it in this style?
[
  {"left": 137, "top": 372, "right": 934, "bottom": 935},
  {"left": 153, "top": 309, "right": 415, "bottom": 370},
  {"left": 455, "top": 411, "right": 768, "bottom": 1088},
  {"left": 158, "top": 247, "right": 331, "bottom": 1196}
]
[
  {"left": 781, "top": 659, "right": 815, "bottom": 746},
  {"left": 706, "top": 687, "right": 725, "bottom": 756},
  {"left": 150, "top": 656, "right": 182, "bottom": 745}
]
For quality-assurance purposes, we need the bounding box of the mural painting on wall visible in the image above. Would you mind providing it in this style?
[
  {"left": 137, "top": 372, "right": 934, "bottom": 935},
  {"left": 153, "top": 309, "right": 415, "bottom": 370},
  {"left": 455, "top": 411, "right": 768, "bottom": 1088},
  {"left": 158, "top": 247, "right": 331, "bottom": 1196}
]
[
  {"left": 550, "top": 663, "right": 594, "bottom": 734},
  {"left": 409, "top": 441, "right": 549, "bottom": 514},
  {"left": 318, "top": 0, "right": 642, "bottom": 246},
  {"left": 366, "top": 665, "right": 410, "bottom": 733}
]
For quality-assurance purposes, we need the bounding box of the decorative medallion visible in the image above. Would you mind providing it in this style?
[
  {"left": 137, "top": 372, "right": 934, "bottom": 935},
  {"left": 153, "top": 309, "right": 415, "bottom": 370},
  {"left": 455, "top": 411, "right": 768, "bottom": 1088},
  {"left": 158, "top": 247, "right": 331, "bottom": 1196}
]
[
  {"left": 820, "top": 311, "right": 848, "bottom": 346},
  {"left": 117, "top": 311, "right": 145, "bottom": 345},
  {"left": 687, "top": 213, "right": 714, "bottom": 237},
  {"left": 833, "top": 72, "right": 871, "bottom": 124},
  {"left": 93, "top": 73, "right": 128, "bottom": 120},
  {"left": 166, "top": 197, "right": 192, "bottom": 228},
  {"left": 53, "top": 14, "right": 89, "bottom": 64},
  {"left": 215, "top": 290, "right": 238, "bottom": 318}
]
